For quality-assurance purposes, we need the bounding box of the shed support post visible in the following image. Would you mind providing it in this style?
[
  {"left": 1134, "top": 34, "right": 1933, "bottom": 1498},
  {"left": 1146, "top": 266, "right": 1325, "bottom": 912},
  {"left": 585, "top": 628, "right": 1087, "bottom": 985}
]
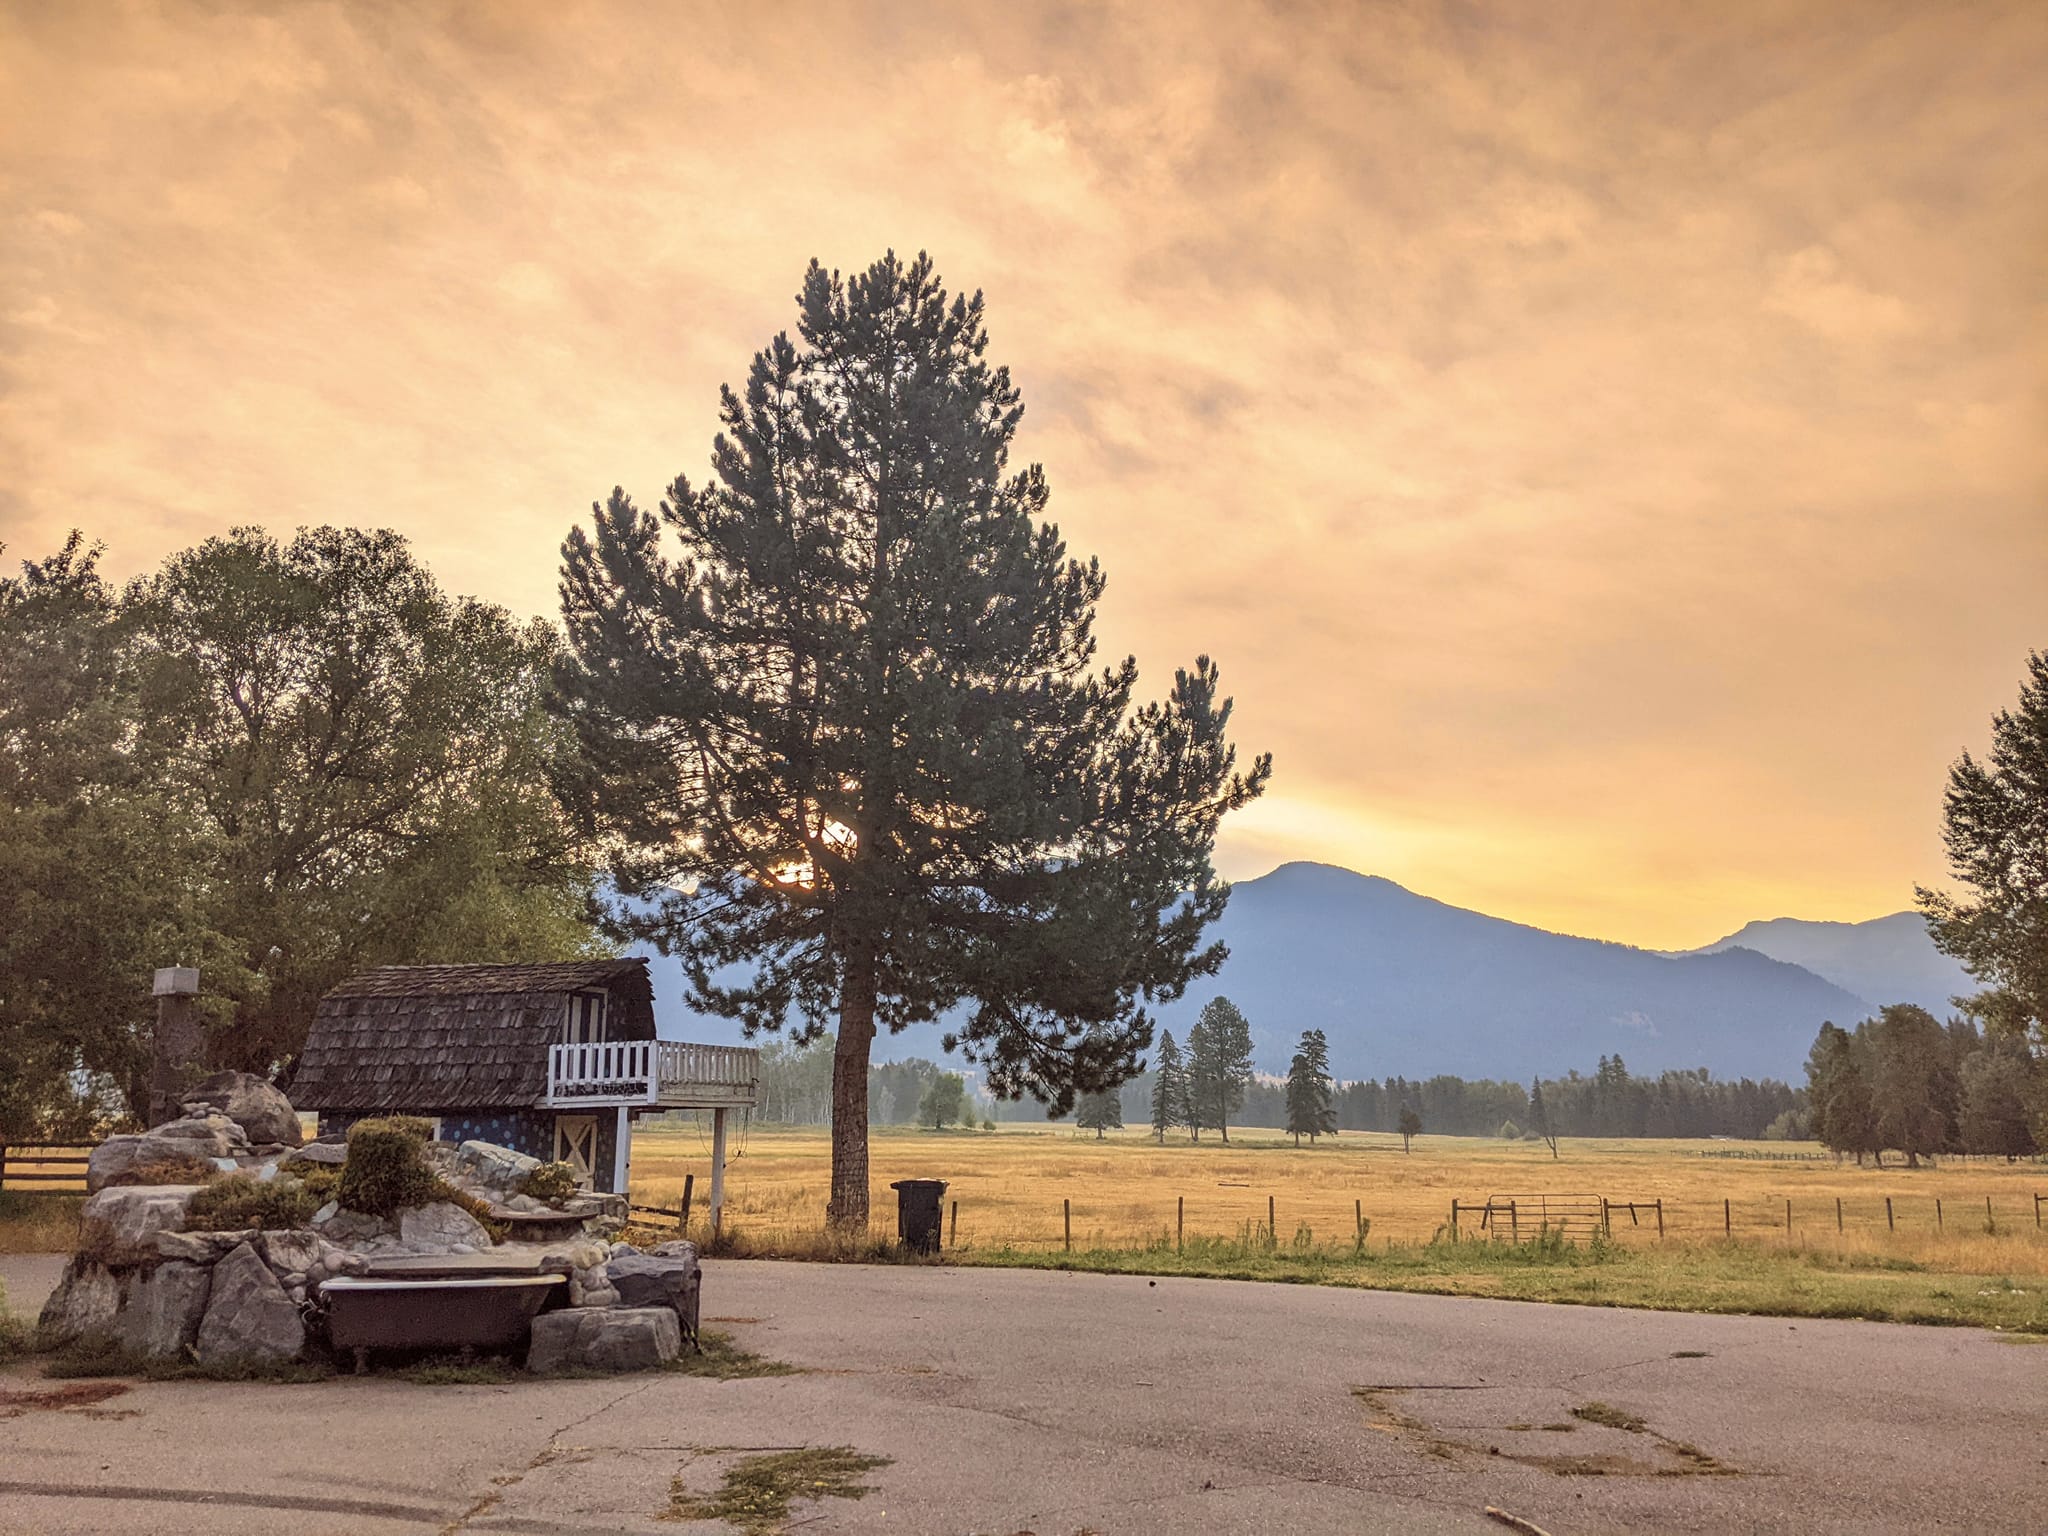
[
  {"left": 711, "top": 1107, "right": 728, "bottom": 1235},
  {"left": 613, "top": 1105, "right": 631, "bottom": 1199}
]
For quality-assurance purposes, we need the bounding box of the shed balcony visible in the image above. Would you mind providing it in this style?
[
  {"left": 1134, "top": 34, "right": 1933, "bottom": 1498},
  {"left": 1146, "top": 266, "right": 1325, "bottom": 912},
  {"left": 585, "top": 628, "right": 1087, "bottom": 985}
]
[{"left": 544, "top": 1041, "right": 760, "bottom": 1109}]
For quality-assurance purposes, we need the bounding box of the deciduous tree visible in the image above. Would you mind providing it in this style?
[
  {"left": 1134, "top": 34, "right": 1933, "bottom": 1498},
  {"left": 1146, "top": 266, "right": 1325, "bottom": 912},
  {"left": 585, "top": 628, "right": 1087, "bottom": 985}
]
[{"left": 1397, "top": 1102, "right": 1423, "bottom": 1153}]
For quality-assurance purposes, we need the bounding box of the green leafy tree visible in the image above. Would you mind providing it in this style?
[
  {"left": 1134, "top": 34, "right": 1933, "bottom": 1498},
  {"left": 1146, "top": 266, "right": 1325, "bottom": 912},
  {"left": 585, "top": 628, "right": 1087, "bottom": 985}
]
[
  {"left": 0, "top": 536, "right": 233, "bottom": 1133},
  {"left": 1528, "top": 1078, "right": 1558, "bottom": 1159},
  {"left": 918, "top": 1071, "right": 967, "bottom": 1130},
  {"left": 1284, "top": 1028, "right": 1336, "bottom": 1145},
  {"left": 554, "top": 252, "right": 1267, "bottom": 1227},
  {"left": 1150, "top": 1029, "right": 1187, "bottom": 1142},
  {"left": 1919, "top": 651, "right": 2048, "bottom": 1045},
  {"left": 1867, "top": 1004, "right": 1958, "bottom": 1167},
  {"left": 1956, "top": 1034, "right": 2037, "bottom": 1159},
  {"left": 1075, "top": 1087, "right": 1123, "bottom": 1138},
  {"left": 1805, "top": 1021, "right": 1876, "bottom": 1163},
  {"left": 1397, "top": 1102, "right": 1423, "bottom": 1153},
  {"left": 133, "top": 526, "right": 599, "bottom": 1077},
  {"left": 1187, "top": 996, "right": 1255, "bottom": 1143}
]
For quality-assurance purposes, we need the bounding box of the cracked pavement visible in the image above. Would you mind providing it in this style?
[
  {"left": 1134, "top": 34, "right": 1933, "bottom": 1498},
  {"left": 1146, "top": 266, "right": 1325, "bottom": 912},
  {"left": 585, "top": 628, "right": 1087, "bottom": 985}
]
[{"left": 2, "top": 1255, "right": 2044, "bottom": 1533}]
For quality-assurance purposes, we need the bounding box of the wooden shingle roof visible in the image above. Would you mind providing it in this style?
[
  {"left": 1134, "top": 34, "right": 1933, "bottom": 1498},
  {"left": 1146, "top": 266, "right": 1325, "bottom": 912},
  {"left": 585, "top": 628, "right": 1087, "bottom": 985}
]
[{"left": 289, "top": 958, "right": 657, "bottom": 1112}]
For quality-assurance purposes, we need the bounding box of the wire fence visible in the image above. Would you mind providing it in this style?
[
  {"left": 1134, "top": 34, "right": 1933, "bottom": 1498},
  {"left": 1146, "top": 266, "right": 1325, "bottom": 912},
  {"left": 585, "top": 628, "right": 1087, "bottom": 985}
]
[{"left": 631, "top": 1178, "right": 2048, "bottom": 1256}]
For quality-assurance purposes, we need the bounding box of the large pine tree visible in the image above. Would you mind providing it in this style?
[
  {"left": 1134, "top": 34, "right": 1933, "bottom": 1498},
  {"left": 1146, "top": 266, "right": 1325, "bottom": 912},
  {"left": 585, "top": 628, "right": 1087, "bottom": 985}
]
[
  {"left": 1150, "top": 1029, "right": 1187, "bottom": 1142},
  {"left": 1188, "top": 996, "right": 1256, "bottom": 1143},
  {"left": 555, "top": 252, "right": 1268, "bottom": 1227},
  {"left": 1284, "top": 1027, "right": 1335, "bottom": 1145},
  {"left": 1919, "top": 650, "right": 2048, "bottom": 1044}
]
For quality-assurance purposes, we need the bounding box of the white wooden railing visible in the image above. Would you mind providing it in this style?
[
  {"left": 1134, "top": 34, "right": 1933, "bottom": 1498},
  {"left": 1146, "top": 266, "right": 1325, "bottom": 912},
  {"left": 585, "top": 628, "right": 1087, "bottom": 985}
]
[{"left": 547, "top": 1041, "right": 760, "bottom": 1105}]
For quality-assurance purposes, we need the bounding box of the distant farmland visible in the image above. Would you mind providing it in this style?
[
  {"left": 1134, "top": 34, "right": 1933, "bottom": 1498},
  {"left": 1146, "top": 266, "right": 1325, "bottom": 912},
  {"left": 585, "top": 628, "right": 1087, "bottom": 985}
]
[{"left": 631, "top": 1120, "right": 2048, "bottom": 1275}]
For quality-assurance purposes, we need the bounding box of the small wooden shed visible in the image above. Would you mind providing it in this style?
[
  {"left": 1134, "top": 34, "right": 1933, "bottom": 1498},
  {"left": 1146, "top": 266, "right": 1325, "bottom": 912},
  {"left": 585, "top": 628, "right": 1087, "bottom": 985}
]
[{"left": 290, "top": 959, "right": 758, "bottom": 1219}]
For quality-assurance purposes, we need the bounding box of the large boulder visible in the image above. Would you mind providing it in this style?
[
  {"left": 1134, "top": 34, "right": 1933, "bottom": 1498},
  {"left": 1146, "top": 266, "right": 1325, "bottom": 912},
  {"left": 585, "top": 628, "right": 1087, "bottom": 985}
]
[
  {"left": 311, "top": 1206, "right": 392, "bottom": 1246},
  {"left": 397, "top": 1200, "right": 493, "bottom": 1253},
  {"left": 35, "top": 1259, "right": 122, "bottom": 1350},
  {"left": 256, "top": 1229, "right": 324, "bottom": 1278},
  {"left": 454, "top": 1140, "right": 541, "bottom": 1194},
  {"left": 86, "top": 1135, "right": 145, "bottom": 1192},
  {"left": 607, "top": 1250, "right": 699, "bottom": 1339},
  {"left": 194, "top": 1242, "right": 304, "bottom": 1364},
  {"left": 156, "top": 1228, "right": 260, "bottom": 1264},
  {"left": 284, "top": 1141, "right": 347, "bottom": 1168},
  {"left": 181, "top": 1071, "right": 302, "bottom": 1148},
  {"left": 78, "top": 1185, "right": 206, "bottom": 1267},
  {"left": 115, "top": 1261, "right": 212, "bottom": 1359},
  {"left": 138, "top": 1112, "right": 249, "bottom": 1163},
  {"left": 526, "top": 1306, "right": 680, "bottom": 1374}
]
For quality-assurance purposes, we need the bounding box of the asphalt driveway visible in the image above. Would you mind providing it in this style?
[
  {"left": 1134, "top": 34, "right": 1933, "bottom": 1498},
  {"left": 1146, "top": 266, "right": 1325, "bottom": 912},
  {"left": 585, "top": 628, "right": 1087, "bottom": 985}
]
[{"left": 2, "top": 1255, "right": 2042, "bottom": 1534}]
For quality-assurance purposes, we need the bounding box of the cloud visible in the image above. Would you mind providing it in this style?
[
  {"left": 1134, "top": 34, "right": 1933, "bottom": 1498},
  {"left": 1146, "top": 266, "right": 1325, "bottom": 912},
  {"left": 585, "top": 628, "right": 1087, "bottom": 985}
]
[{"left": 0, "top": 0, "right": 2042, "bottom": 948}]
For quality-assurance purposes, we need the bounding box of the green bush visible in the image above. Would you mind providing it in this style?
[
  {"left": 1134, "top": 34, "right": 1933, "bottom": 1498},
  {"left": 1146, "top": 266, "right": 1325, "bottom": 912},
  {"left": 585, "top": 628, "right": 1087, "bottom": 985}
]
[
  {"left": 106, "top": 1152, "right": 224, "bottom": 1187},
  {"left": 294, "top": 1164, "right": 341, "bottom": 1206},
  {"left": 518, "top": 1161, "right": 579, "bottom": 1205},
  {"left": 337, "top": 1117, "right": 444, "bottom": 1216},
  {"left": 185, "top": 1174, "right": 320, "bottom": 1232}
]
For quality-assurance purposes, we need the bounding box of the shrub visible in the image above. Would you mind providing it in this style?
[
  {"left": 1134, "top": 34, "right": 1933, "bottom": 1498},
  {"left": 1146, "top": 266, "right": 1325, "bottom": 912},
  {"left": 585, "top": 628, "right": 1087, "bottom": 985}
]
[
  {"left": 0, "top": 1281, "right": 33, "bottom": 1362},
  {"left": 338, "top": 1117, "right": 444, "bottom": 1216},
  {"left": 106, "top": 1152, "right": 224, "bottom": 1187},
  {"left": 1496, "top": 1119, "right": 1521, "bottom": 1140},
  {"left": 185, "top": 1174, "right": 320, "bottom": 1232},
  {"left": 293, "top": 1164, "right": 341, "bottom": 1205},
  {"left": 518, "top": 1161, "right": 579, "bottom": 1205}
]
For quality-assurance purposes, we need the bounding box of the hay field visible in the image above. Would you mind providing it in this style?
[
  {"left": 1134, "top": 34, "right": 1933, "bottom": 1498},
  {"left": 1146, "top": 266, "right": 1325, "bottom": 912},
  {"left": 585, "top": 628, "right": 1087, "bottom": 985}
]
[{"left": 628, "top": 1119, "right": 2048, "bottom": 1277}]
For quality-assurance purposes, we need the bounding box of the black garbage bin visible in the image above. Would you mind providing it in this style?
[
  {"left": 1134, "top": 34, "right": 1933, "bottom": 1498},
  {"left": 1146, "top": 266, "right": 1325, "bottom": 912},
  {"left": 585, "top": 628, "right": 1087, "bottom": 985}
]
[{"left": 889, "top": 1178, "right": 948, "bottom": 1253}]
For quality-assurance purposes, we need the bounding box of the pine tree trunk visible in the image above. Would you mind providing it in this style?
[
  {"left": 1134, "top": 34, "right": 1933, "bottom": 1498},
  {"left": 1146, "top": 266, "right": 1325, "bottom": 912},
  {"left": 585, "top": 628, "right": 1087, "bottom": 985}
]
[{"left": 827, "top": 948, "right": 878, "bottom": 1231}]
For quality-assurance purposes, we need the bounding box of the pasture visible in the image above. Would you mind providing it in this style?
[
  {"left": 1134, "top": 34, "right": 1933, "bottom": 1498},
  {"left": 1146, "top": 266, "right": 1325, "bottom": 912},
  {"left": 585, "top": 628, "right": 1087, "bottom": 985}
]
[{"left": 625, "top": 1119, "right": 2048, "bottom": 1331}]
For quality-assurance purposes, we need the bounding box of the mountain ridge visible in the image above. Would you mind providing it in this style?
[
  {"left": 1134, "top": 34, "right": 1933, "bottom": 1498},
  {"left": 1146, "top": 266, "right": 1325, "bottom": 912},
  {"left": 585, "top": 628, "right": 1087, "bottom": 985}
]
[{"left": 643, "top": 861, "right": 1957, "bottom": 1082}]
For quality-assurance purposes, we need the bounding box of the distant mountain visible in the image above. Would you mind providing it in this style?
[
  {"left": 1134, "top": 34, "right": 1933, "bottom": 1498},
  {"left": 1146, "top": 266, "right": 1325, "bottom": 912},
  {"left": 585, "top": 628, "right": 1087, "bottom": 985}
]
[
  {"left": 1677, "top": 913, "right": 1972, "bottom": 1019},
  {"left": 643, "top": 861, "right": 1892, "bottom": 1083}
]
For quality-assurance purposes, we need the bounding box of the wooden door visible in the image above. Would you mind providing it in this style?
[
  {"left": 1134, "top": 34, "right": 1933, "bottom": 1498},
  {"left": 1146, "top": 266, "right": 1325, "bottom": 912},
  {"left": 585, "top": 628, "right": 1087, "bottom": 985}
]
[{"left": 553, "top": 1114, "right": 598, "bottom": 1188}]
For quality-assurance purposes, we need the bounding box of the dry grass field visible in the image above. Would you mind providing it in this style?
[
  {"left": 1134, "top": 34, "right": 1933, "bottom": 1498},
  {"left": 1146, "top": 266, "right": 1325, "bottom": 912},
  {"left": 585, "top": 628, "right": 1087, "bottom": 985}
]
[
  {"left": 630, "top": 1119, "right": 2048, "bottom": 1267},
  {"left": 622, "top": 1119, "right": 2048, "bottom": 1332}
]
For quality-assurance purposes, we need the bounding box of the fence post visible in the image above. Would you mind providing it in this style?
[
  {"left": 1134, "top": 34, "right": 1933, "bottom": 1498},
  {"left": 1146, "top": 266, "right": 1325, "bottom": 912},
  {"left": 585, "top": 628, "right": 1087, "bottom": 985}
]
[
  {"left": 1785, "top": 1198, "right": 1792, "bottom": 1235},
  {"left": 1723, "top": 1197, "right": 1730, "bottom": 1237},
  {"left": 1656, "top": 1199, "right": 1664, "bottom": 1239},
  {"left": 1986, "top": 1194, "right": 1994, "bottom": 1234},
  {"left": 1450, "top": 1200, "right": 1459, "bottom": 1240},
  {"left": 679, "top": 1173, "right": 694, "bottom": 1234},
  {"left": 1355, "top": 1198, "right": 1364, "bottom": 1253},
  {"left": 0, "top": 1145, "right": 7, "bottom": 1195},
  {"left": 1063, "top": 1197, "right": 1072, "bottom": 1253},
  {"left": 1510, "top": 1200, "right": 1519, "bottom": 1243},
  {"left": 1177, "top": 1195, "right": 1184, "bottom": 1254},
  {"left": 2037, "top": 1193, "right": 2043, "bottom": 1230},
  {"left": 1602, "top": 1197, "right": 1611, "bottom": 1236},
  {"left": 1886, "top": 1196, "right": 1894, "bottom": 1232},
  {"left": 1936, "top": 1198, "right": 1943, "bottom": 1232},
  {"left": 1836, "top": 1197, "right": 1843, "bottom": 1233},
  {"left": 949, "top": 1199, "right": 958, "bottom": 1248}
]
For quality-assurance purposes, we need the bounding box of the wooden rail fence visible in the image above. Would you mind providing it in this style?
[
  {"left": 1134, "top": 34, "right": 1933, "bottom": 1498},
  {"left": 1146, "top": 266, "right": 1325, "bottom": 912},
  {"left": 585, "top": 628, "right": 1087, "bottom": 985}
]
[{"left": 0, "top": 1144, "right": 94, "bottom": 1195}]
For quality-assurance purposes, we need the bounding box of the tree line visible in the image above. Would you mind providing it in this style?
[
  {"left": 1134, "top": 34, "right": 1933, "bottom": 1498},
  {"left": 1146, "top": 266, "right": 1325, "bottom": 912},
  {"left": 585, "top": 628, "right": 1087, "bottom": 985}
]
[
  {"left": 1806, "top": 1007, "right": 2038, "bottom": 1165},
  {"left": 1, "top": 528, "right": 598, "bottom": 1139}
]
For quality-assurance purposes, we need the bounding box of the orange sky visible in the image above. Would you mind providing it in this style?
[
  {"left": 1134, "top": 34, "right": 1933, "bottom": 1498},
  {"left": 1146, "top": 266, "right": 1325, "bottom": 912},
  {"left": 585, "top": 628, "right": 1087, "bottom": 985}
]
[{"left": 3, "top": 2, "right": 2044, "bottom": 948}]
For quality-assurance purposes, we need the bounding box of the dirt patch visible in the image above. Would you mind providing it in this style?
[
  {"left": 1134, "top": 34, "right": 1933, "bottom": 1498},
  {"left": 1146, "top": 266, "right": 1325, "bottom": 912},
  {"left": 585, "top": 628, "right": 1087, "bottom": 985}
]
[
  {"left": 665, "top": 1445, "right": 892, "bottom": 1532},
  {"left": 0, "top": 1381, "right": 132, "bottom": 1416},
  {"left": 1353, "top": 1385, "right": 1736, "bottom": 1478}
]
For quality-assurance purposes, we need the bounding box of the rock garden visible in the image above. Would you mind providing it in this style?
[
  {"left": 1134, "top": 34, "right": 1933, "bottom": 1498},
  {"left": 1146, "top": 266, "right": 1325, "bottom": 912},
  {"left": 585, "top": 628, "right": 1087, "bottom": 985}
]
[{"left": 33, "top": 1073, "right": 702, "bottom": 1379}]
